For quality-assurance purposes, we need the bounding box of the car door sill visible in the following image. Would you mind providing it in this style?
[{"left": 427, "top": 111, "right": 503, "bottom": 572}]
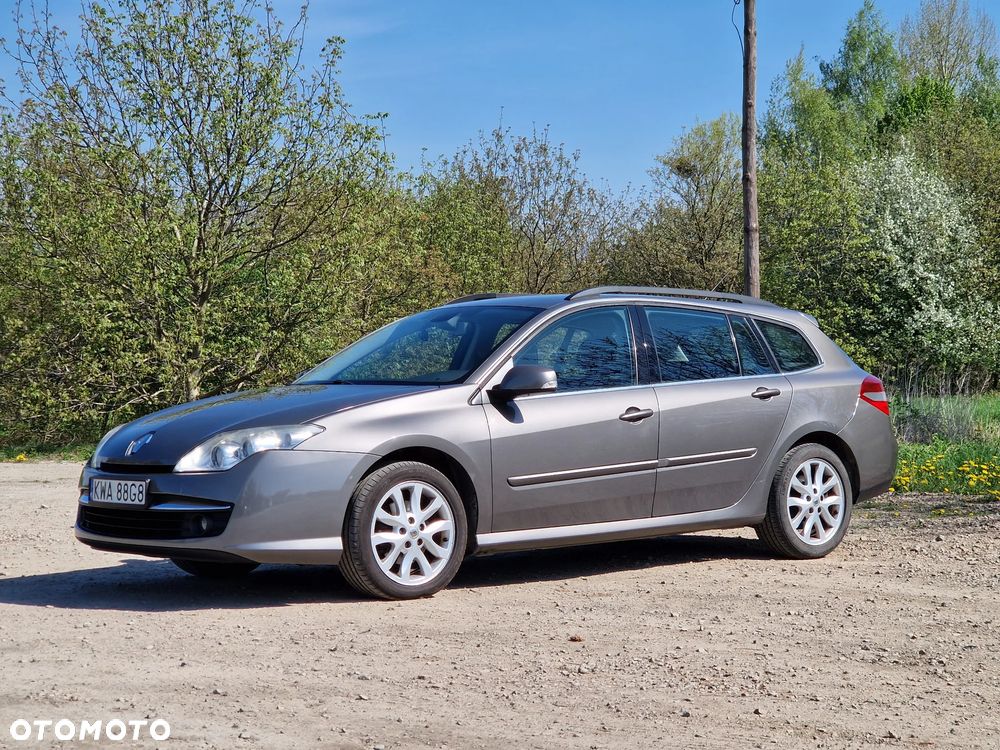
[{"left": 477, "top": 504, "right": 753, "bottom": 554}]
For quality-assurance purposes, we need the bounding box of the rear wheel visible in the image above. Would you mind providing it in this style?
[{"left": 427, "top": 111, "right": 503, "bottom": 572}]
[
  {"left": 171, "top": 558, "right": 259, "bottom": 578},
  {"left": 755, "top": 443, "right": 853, "bottom": 559},
  {"left": 339, "top": 461, "right": 467, "bottom": 600}
]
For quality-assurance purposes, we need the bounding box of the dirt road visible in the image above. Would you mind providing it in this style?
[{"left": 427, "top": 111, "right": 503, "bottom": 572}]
[{"left": 1, "top": 462, "right": 998, "bottom": 749}]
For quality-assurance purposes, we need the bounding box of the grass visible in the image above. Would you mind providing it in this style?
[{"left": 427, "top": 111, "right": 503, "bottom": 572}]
[
  {"left": 890, "top": 393, "right": 1000, "bottom": 499},
  {"left": 0, "top": 443, "right": 93, "bottom": 463},
  {"left": 891, "top": 393, "right": 1000, "bottom": 443},
  {"left": 894, "top": 440, "right": 1000, "bottom": 498}
]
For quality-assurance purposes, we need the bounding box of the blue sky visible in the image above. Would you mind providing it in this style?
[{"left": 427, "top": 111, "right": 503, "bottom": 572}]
[
  {"left": 4, "top": 1, "right": 999, "bottom": 190},
  {"left": 279, "top": 0, "right": 996, "bottom": 190}
]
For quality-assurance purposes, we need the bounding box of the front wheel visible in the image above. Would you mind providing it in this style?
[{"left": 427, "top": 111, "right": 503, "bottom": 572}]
[
  {"left": 754, "top": 443, "right": 853, "bottom": 559},
  {"left": 339, "top": 461, "right": 468, "bottom": 600}
]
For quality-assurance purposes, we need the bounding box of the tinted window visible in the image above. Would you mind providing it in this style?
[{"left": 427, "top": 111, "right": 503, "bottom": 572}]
[
  {"left": 298, "top": 305, "right": 540, "bottom": 385},
  {"left": 645, "top": 308, "right": 740, "bottom": 382},
  {"left": 514, "top": 307, "right": 635, "bottom": 392},
  {"left": 731, "top": 316, "right": 776, "bottom": 376},
  {"left": 757, "top": 321, "right": 820, "bottom": 372}
]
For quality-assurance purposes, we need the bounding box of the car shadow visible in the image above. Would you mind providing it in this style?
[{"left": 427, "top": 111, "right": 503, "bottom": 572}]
[
  {"left": 0, "top": 558, "right": 368, "bottom": 611},
  {"left": 0, "top": 534, "right": 769, "bottom": 612},
  {"left": 456, "top": 532, "right": 769, "bottom": 588}
]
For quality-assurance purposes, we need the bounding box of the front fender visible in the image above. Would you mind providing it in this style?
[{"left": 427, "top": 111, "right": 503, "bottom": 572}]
[{"left": 307, "top": 387, "right": 493, "bottom": 534}]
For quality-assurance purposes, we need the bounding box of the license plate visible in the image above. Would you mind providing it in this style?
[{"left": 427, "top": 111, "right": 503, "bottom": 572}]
[{"left": 90, "top": 478, "right": 148, "bottom": 507}]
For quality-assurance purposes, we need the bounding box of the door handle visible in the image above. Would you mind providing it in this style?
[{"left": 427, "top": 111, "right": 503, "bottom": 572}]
[
  {"left": 619, "top": 407, "right": 654, "bottom": 423},
  {"left": 751, "top": 387, "right": 781, "bottom": 400}
]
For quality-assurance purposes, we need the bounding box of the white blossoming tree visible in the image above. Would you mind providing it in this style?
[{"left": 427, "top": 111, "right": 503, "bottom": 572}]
[{"left": 855, "top": 147, "right": 999, "bottom": 392}]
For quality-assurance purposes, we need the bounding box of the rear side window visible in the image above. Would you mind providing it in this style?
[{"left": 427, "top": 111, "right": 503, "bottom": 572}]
[
  {"left": 730, "top": 316, "right": 776, "bottom": 376},
  {"left": 756, "top": 321, "right": 820, "bottom": 372},
  {"left": 644, "top": 308, "right": 740, "bottom": 382}
]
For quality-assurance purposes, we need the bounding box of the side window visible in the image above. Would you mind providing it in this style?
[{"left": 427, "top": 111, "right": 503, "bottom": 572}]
[
  {"left": 644, "top": 308, "right": 740, "bottom": 382},
  {"left": 513, "top": 307, "right": 635, "bottom": 392},
  {"left": 756, "top": 321, "right": 820, "bottom": 372},
  {"left": 730, "top": 316, "right": 776, "bottom": 376}
]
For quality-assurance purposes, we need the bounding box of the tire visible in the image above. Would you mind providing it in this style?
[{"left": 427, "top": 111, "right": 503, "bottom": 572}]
[
  {"left": 754, "top": 443, "right": 853, "bottom": 559},
  {"left": 171, "top": 558, "right": 260, "bottom": 578},
  {"left": 339, "top": 461, "right": 468, "bottom": 600}
]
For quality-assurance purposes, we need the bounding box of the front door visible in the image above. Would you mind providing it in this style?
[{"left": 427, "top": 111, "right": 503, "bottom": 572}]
[{"left": 484, "top": 306, "right": 659, "bottom": 532}]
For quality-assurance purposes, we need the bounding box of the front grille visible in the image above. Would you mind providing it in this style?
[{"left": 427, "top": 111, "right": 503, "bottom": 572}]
[
  {"left": 77, "top": 504, "right": 233, "bottom": 540},
  {"left": 97, "top": 461, "right": 175, "bottom": 474}
]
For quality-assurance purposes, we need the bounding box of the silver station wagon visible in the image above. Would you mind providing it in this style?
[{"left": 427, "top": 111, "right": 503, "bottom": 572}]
[{"left": 77, "top": 287, "right": 898, "bottom": 599}]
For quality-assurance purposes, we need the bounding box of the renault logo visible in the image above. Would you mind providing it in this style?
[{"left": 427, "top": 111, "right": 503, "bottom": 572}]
[{"left": 125, "top": 432, "right": 155, "bottom": 456}]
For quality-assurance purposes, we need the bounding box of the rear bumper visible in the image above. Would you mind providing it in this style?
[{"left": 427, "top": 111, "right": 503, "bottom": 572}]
[
  {"left": 838, "top": 403, "right": 898, "bottom": 502},
  {"left": 75, "top": 449, "right": 374, "bottom": 564}
]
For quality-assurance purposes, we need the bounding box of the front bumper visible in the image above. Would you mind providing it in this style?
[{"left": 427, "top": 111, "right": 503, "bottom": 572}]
[{"left": 75, "top": 449, "right": 375, "bottom": 564}]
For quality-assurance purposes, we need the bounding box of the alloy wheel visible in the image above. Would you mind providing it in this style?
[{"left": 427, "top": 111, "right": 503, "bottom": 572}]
[
  {"left": 785, "top": 458, "right": 845, "bottom": 546},
  {"left": 369, "top": 480, "right": 455, "bottom": 586}
]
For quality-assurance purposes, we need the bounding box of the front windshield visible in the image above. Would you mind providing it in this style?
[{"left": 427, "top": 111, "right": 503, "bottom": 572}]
[{"left": 297, "top": 305, "right": 542, "bottom": 386}]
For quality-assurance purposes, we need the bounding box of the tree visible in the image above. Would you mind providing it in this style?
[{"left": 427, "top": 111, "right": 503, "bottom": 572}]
[
  {"left": 765, "top": 53, "right": 859, "bottom": 167},
  {"left": 854, "top": 148, "right": 997, "bottom": 391},
  {"left": 0, "top": 0, "right": 386, "bottom": 441},
  {"left": 446, "top": 126, "right": 625, "bottom": 293},
  {"left": 610, "top": 115, "right": 742, "bottom": 291},
  {"left": 878, "top": 75, "right": 956, "bottom": 135},
  {"left": 759, "top": 142, "right": 877, "bottom": 368},
  {"left": 899, "top": 0, "right": 998, "bottom": 89},
  {"left": 766, "top": 2, "right": 901, "bottom": 168},
  {"left": 407, "top": 163, "right": 516, "bottom": 299},
  {"left": 820, "top": 0, "right": 901, "bottom": 122},
  {"left": 760, "top": 0, "right": 1000, "bottom": 394},
  {"left": 908, "top": 103, "right": 1000, "bottom": 295}
]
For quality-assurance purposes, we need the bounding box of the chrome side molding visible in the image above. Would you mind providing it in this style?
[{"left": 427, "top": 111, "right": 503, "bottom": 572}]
[
  {"left": 659, "top": 447, "right": 757, "bottom": 468},
  {"left": 507, "top": 459, "right": 658, "bottom": 487}
]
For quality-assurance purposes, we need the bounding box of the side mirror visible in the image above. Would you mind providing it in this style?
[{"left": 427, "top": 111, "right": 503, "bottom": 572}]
[{"left": 490, "top": 365, "right": 558, "bottom": 401}]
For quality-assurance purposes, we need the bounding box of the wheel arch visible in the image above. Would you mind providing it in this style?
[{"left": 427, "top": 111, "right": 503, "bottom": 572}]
[
  {"left": 363, "top": 445, "right": 482, "bottom": 554},
  {"left": 787, "top": 431, "right": 861, "bottom": 503}
]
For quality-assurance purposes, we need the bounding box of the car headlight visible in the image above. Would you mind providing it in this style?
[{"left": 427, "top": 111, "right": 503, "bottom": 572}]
[
  {"left": 173, "top": 424, "right": 324, "bottom": 473},
  {"left": 89, "top": 424, "right": 127, "bottom": 467}
]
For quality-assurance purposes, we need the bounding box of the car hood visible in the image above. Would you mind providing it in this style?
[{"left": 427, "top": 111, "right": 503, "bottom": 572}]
[{"left": 94, "top": 384, "right": 435, "bottom": 468}]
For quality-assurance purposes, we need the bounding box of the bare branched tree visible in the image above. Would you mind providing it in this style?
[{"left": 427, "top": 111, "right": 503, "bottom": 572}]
[
  {"left": 611, "top": 115, "right": 742, "bottom": 292},
  {"left": 448, "top": 126, "right": 627, "bottom": 293},
  {"left": 899, "top": 0, "right": 998, "bottom": 88}
]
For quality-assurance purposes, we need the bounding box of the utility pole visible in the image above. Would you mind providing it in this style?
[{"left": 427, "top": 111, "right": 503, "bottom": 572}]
[{"left": 741, "top": 0, "right": 760, "bottom": 298}]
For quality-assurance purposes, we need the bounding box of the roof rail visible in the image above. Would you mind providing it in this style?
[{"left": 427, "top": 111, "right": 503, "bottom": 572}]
[
  {"left": 446, "top": 292, "right": 522, "bottom": 305},
  {"left": 565, "top": 286, "right": 780, "bottom": 308}
]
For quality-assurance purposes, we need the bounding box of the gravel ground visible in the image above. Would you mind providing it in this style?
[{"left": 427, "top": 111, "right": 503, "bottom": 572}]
[{"left": 1, "top": 462, "right": 998, "bottom": 749}]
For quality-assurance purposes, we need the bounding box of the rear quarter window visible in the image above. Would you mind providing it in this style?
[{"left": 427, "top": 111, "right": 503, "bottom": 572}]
[
  {"left": 756, "top": 321, "right": 820, "bottom": 372},
  {"left": 730, "top": 316, "right": 776, "bottom": 376}
]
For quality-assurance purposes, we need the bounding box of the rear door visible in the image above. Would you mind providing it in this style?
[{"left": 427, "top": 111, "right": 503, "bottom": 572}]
[
  {"left": 641, "top": 308, "right": 791, "bottom": 516},
  {"left": 484, "top": 305, "right": 659, "bottom": 532}
]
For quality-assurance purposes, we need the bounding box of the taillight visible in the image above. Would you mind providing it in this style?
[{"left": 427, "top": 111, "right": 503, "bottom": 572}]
[{"left": 859, "top": 375, "right": 890, "bottom": 415}]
